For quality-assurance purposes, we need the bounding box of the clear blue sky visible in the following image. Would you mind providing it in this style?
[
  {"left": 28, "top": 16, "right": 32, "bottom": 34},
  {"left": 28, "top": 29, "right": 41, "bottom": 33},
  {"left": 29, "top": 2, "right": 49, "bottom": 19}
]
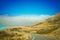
[{"left": 0, "top": 0, "right": 60, "bottom": 16}]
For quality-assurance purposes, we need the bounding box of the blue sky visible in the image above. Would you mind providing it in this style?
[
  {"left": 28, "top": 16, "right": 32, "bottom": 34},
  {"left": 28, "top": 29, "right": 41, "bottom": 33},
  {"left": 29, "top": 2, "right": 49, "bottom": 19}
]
[
  {"left": 0, "top": 0, "right": 60, "bottom": 16},
  {"left": 0, "top": 0, "right": 60, "bottom": 26}
]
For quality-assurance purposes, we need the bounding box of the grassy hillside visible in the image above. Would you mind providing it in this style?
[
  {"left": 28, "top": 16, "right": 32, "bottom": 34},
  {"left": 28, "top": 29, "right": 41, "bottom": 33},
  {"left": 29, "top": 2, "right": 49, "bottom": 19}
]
[
  {"left": 20, "top": 13, "right": 60, "bottom": 39},
  {"left": 0, "top": 13, "right": 60, "bottom": 40},
  {"left": 34, "top": 13, "right": 60, "bottom": 39},
  {"left": 0, "top": 28, "right": 31, "bottom": 40}
]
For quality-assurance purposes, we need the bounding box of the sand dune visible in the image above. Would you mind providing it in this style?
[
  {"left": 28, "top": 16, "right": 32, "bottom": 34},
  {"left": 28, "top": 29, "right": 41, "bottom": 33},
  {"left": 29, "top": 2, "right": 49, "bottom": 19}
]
[{"left": 0, "top": 13, "right": 60, "bottom": 40}]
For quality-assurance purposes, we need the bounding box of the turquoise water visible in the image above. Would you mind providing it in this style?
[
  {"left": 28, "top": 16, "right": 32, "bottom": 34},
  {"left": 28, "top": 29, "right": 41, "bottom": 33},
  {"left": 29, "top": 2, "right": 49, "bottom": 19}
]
[{"left": 0, "top": 26, "right": 10, "bottom": 30}]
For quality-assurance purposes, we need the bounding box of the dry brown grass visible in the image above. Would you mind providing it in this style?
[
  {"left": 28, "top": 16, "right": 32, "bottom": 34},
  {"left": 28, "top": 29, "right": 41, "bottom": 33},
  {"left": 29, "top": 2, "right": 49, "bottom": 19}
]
[{"left": 0, "top": 13, "right": 60, "bottom": 40}]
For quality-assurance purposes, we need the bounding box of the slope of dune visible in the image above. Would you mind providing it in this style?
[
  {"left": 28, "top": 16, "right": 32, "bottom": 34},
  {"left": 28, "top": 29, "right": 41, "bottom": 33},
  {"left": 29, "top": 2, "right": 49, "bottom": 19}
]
[
  {"left": 0, "top": 28, "right": 31, "bottom": 40},
  {"left": 0, "top": 13, "right": 60, "bottom": 40},
  {"left": 33, "top": 13, "right": 60, "bottom": 39},
  {"left": 20, "top": 13, "right": 60, "bottom": 33},
  {"left": 19, "top": 13, "right": 60, "bottom": 39}
]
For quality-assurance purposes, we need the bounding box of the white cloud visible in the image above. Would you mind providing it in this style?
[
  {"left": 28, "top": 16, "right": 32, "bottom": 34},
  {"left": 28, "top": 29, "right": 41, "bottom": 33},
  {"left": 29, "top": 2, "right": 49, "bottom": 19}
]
[{"left": 0, "top": 15, "right": 52, "bottom": 26}]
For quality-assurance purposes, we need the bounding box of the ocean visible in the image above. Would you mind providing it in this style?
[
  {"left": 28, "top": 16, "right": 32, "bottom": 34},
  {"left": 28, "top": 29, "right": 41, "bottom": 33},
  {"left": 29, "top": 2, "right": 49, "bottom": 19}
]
[{"left": 0, "top": 26, "right": 10, "bottom": 30}]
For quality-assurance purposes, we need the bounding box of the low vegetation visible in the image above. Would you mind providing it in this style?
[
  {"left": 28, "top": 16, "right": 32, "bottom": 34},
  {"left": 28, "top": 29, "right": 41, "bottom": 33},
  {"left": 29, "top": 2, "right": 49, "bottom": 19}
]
[{"left": 0, "top": 13, "right": 60, "bottom": 40}]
